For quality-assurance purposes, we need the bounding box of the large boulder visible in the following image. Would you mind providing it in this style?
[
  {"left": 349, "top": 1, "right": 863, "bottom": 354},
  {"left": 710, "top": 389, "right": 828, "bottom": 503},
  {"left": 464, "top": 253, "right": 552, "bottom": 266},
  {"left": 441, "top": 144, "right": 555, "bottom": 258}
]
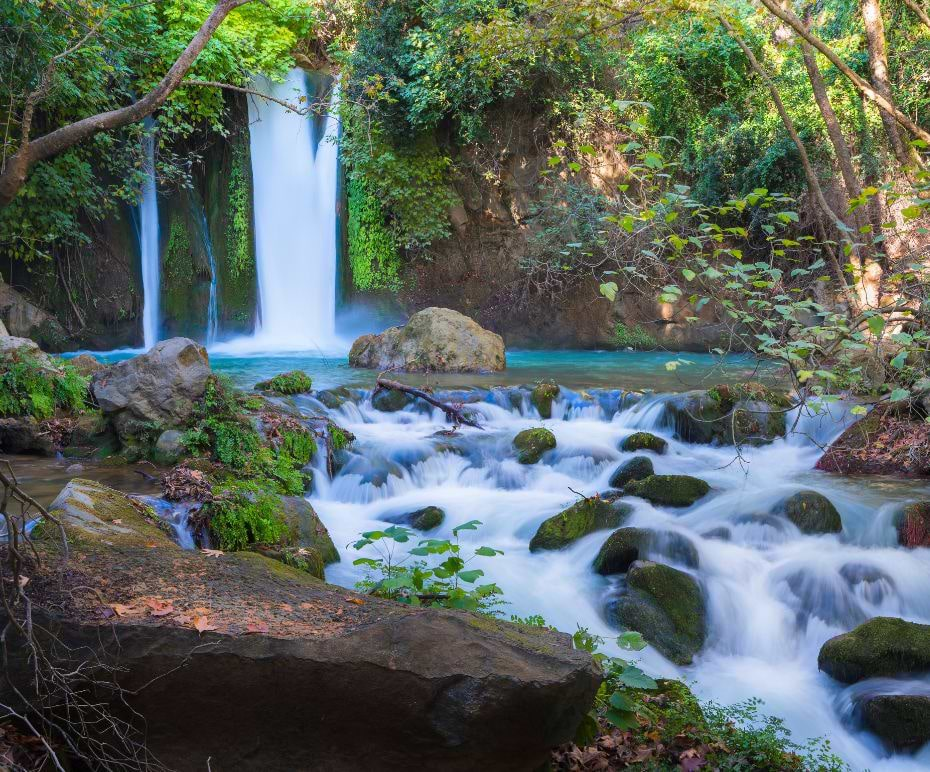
[
  {"left": 513, "top": 428, "right": 557, "bottom": 465},
  {"left": 0, "top": 280, "right": 67, "bottom": 350},
  {"left": 818, "top": 617, "right": 930, "bottom": 683},
  {"left": 593, "top": 528, "right": 698, "bottom": 575},
  {"left": 610, "top": 560, "right": 706, "bottom": 665},
  {"left": 349, "top": 307, "right": 506, "bottom": 373},
  {"left": 0, "top": 334, "right": 53, "bottom": 367},
  {"left": 665, "top": 382, "right": 791, "bottom": 446},
  {"left": 13, "top": 479, "right": 599, "bottom": 772},
  {"left": 91, "top": 338, "right": 211, "bottom": 440},
  {"left": 530, "top": 497, "right": 631, "bottom": 552},
  {"left": 862, "top": 694, "right": 930, "bottom": 749},
  {"left": 775, "top": 490, "right": 841, "bottom": 534},
  {"left": 69, "top": 353, "right": 105, "bottom": 377},
  {"left": 624, "top": 475, "right": 710, "bottom": 507}
]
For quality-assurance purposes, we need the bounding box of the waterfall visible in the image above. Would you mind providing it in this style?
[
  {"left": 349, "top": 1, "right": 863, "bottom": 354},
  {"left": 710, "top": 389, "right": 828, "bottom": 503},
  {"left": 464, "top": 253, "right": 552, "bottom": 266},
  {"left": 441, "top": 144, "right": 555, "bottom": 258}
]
[
  {"left": 239, "top": 68, "right": 341, "bottom": 352},
  {"left": 191, "top": 200, "right": 219, "bottom": 345},
  {"left": 139, "top": 120, "right": 160, "bottom": 350}
]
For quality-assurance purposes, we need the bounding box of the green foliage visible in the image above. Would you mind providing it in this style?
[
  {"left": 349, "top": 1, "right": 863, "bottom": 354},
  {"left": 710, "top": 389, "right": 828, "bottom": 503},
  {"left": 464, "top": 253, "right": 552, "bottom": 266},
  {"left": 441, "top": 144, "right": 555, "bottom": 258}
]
[
  {"left": 256, "top": 370, "right": 313, "bottom": 395},
  {"left": 0, "top": 353, "right": 88, "bottom": 420},
  {"left": 328, "top": 424, "right": 351, "bottom": 452},
  {"left": 346, "top": 177, "right": 402, "bottom": 291},
  {"left": 614, "top": 323, "right": 658, "bottom": 350},
  {"left": 206, "top": 481, "right": 287, "bottom": 552},
  {"left": 351, "top": 520, "right": 505, "bottom": 614},
  {"left": 279, "top": 429, "right": 317, "bottom": 467},
  {"left": 226, "top": 139, "right": 255, "bottom": 288}
]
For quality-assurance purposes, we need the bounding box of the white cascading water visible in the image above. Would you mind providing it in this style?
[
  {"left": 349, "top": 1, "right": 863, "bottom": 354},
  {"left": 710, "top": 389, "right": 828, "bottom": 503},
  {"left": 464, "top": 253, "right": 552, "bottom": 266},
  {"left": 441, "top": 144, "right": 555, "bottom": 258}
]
[
  {"left": 297, "top": 387, "right": 930, "bottom": 770},
  {"left": 223, "top": 68, "right": 340, "bottom": 353},
  {"left": 192, "top": 202, "right": 219, "bottom": 345},
  {"left": 138, "top": 120, "right": 160, "bottom": 350}
]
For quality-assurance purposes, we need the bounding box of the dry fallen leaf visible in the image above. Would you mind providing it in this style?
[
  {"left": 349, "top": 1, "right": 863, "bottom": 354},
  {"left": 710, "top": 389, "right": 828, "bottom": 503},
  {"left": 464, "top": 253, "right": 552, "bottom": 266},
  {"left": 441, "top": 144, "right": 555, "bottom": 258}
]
[
  {"left": 192, "top": 615, "right": 217, "bottom": 634},
  {"left": 144, "top": 598, "right": 175, "bottom": 617},
  {"left": 201, "top": 548, "right": 224, "bottom": 557},
  {"left": 345, "top": 597, "right": 365, "bottom": 606},
  {"left": 111, "top": 603, "right": 134, "bottom": 617},
  {"left": 245, "top": 622, "right": 269, "bottom": 635},
  {"left": 174, "top": 614, "right": 192, "bottom": 625},
  {"left": 146, "top": 542, "right": 159, "bottom": 548}
]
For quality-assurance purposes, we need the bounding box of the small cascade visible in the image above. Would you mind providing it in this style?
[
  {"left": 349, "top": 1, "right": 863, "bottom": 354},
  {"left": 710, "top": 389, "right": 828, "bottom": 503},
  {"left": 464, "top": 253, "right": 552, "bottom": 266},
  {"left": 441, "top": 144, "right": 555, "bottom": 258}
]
[
  {"left": 238, "top": 68, "right": 341, "bottom": 352},
  {"left": 190, "top": 198, "right": 219, "bottom": 345},
  {"left": 138, "top": 119, "right": 160, "bottom": 350}
]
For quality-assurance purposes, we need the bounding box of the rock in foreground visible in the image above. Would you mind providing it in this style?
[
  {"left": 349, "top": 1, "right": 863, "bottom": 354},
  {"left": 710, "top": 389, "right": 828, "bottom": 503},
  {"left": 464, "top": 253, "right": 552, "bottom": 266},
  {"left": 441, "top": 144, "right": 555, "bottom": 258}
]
[
  {"left": 15, "top": 480, "right": 598, "bottom": 772},
  {"left": 349, "top": 307, "right": 506, "bottom": 372},
  {"left": 818, "top": 617, "right": 930, "bottom": 684}
]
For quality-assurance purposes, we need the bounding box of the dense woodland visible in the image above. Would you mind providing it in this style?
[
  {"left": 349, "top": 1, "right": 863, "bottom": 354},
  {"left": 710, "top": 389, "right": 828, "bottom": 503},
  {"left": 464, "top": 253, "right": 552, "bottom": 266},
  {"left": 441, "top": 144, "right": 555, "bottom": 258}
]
[{"left": 1, "top": 1, "right": 930, "bottom": 769}]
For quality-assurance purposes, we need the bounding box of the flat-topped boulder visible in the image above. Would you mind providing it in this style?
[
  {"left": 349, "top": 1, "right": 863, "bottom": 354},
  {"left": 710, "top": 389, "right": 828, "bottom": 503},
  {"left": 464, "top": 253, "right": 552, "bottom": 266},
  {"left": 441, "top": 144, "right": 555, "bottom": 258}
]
[
  {"left": 818, "top": 617, "right": 930, "bottom": 683},
  {"left": 91, "top": 337, "right": 211, "bottom": 440},
  {"left": 13, "top": 479, "right": 598, "bottom": 771},
  {"left": 349, "top": 307, "right": 505, "bottom": 373}
]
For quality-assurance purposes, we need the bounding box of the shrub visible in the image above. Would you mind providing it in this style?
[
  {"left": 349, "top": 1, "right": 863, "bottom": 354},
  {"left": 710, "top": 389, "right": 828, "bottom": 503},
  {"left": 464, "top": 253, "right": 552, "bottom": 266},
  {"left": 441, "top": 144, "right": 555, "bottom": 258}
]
[
  {"left": 614, "top": 322, "right": 658, "bottom": 350},
  {"left": 0, "top": 352, "right": 88, "bottom": 420}
]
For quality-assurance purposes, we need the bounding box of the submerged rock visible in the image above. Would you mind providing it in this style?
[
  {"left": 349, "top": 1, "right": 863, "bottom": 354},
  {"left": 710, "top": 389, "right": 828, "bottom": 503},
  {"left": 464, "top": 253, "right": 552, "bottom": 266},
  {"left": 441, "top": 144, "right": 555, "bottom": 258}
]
[
  {"left": 513, "top": 428, "right": 557, "bottom": 464},
  {"left": 530, "top": 498, "right": 631, "bottom": 552},
  {"left": 819, "top": 617, "right": 930, "bottom": 683},
  {"left": 775, "top": 490, "right": 841, "bottom": 534},
  {"left": 255, "top": 370, "right": 313, "bottom": 395},
  {"left": 611, "top": 560, "right": 706, "bottom": 665},
  {"left": 371, "top": 388, "right": 413, "bottom": 412},
  {"left": 620, "top": 432, "right": 667, "bottom": 454},
  {"left": 624, "top": 475, "right": 710, "bottom": 507},
  {"left": 14, "top": 478, "right": 599, "bottom": 771},
  {"left": 593, "top": 528, "right": 699, "bottom": 575},
  {"left": 395, "top": 506, "right": 445, "bottom": 532},
  {"left": 91, "top": 337, "right": 211, "bottom": 440},
  {"left": 349, "top": 307, "right": 506, "bottom": 373},
  {"left": 608, "top": 456, "right": 654, "bottom": 489},
  {"left": 665, "top": 382, "right": 790, "bottom": 446},
  {"left": 315, "top": 386, "right": 356, "bottom": 409},
  {"left": 531, "top": 382, "right": 560, "bottom": 419},
  {"left": 897, "top": 501, "right": 930, "bottom": 548},
  {"left": 862, "top": 695, "right": 930, "bottom": 749}
]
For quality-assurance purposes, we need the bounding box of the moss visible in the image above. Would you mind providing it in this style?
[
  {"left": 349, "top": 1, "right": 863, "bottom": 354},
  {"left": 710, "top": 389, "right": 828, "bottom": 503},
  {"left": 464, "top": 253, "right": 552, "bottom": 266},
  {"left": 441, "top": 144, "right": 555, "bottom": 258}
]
[
  {"left": 608, "top": 456, "right": 654, "bottom": 488},
  {"left": 0, "top": 352, "right": 88, "bottom": 420},
  {"left": 593, "top": 528, "right": 699, "bottom": 575},
  {"left": 217, "top": 136, "right": 258, "bottom": 329},
  {"left": 317, "top": 386, "right": 355, "bottom": 409},
  {"left": 778, "top": 490, "right": 841, "bottom": 534},
  {"left": 818, "top": 617, "right": 930, "bottom": 684},
  {"left": 625, "top": 475, "right": 710, "bottom": 507},
  {"left": 399, "top": 506, "right": 444, "bottom": 531},
  {"left": 513, "top": 427, "right": 557, "bottom": 464},
  {"left": 372, "top": 389, "right": 411, "bottom": 412},
  {"left": 862, "top": 695, "right": 930, "bottom": 749},
  {"left": 254, "top": 544, "right": 326, "bottom": 580},
  {"left": 620, "top": 432, "right": 668, "bottom": 454},
  {"left": 328, "top": 424, "right": 351, "bottom": 452},
  {"left": 530, "top": 498, "right": 630, "bottom": 552},
  {"left": 280, "top": 429, "right": 317, "bottom": 467},
  {"left": 206, "top": 482, "right": 289, "bottom": 552},
  {"left": 531, "top": 382, "right": 560, "bottom": 419},
  {"left": 615, "top": 561, "right": 706, "bottom": 665},
  {"left": 668, "top": 382, "right": 791, "bottom": 446},
  {"left": 256, "top": 370, "right": 313, "bottom": 395}
]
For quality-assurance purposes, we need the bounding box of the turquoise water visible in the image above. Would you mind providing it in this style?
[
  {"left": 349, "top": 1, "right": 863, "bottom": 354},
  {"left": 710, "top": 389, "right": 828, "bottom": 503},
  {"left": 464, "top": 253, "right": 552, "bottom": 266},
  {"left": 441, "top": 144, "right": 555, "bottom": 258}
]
[{"left": 82, "top": 348, "right": 778, "bottom": 392}]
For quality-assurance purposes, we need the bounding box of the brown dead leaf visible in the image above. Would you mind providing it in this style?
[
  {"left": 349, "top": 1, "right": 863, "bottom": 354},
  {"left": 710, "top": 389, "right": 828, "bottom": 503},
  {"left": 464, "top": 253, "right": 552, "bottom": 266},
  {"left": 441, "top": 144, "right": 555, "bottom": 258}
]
[
  {"left": 174, "top": 614, "right": 192, "bottom": 625},
  {"left": 201, "top": 548, "right": 224, "bottom": 557},
  {"left": 111, "top": 603, "right": 135, "bottom": 617},
  {"left": 245, "top": 622, "right": 270, "bottom": 635},
  {"left": 146, "top": 542, "right": 159, "bottom": 548},
  {"left": 345, "top": 597, "right": 365, "bottom": 606},
  {"left": 192, "top": 615, "right": 217, "bottom": 634},
  {"left": 144, "top": 598, "right": 175, "bottom": 617}
]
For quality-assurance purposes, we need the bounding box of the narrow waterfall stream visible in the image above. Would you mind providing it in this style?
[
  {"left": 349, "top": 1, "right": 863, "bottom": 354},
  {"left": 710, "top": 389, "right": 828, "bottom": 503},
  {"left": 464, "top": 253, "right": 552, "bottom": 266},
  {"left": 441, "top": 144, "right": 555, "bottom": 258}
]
[
  {"left": 190, "top": 198, "right": 219, "bottom": 345},
  {"left": 138, "top": 120, "right": 160, "bottom": 350},
  {"left": 288, "top": 384, "right": 930, "bottom": 771},
  {"left": 231, "top": 68, "right": 340, "bottom": 353}
]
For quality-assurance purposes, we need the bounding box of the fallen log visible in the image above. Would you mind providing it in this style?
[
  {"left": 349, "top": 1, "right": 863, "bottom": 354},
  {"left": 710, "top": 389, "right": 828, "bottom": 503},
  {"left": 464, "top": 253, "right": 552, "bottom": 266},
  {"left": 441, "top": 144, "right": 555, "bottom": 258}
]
[{"left": 374, "top": 376, "right": 483, "bottom": 429}]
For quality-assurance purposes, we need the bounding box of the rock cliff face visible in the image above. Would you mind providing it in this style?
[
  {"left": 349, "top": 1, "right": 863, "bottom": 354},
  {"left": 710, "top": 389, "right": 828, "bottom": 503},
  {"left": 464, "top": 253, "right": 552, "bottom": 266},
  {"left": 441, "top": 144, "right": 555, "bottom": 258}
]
[{"left": 10, "top": 478, "right": 600, "bottom": 771}]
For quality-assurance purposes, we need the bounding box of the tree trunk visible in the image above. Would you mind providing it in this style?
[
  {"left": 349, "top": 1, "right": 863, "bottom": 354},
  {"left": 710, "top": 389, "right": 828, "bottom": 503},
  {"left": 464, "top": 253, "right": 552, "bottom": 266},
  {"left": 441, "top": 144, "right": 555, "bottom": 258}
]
[
  {"left": 860, "top": 0, "right": 918, "bottom": 167},
  {"left": 0, "top": 0, "right": 252, "bottom": 208},
  {"left": 903, "top": 0, "right": 930, "bottom": 34}
]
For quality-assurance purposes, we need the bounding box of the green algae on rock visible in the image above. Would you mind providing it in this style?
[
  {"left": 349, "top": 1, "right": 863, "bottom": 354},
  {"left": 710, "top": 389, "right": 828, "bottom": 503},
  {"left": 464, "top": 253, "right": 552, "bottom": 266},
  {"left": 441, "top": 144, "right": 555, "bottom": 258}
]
[
  {"left": 608, "top": 456, "right": 654, "bottom": 489},
  {"left": 255, "top": 370, "right": 313, "bottom": 395},
  {"left": 529, "top": 497, "right": 631, "bottom": 552},
  {"left": 513, "top": 427, "right": 557, "bottom": 464},
  {"left": 531, "top": 382, "right": 560, "bottom": 419},
  {"left": 776, "top": 490, "right": 841, "bottom": 534},
  {"left": 593, "top": 528, "right": 699, "bottom": 575},
  {"left": 620, "top": 432, "right": 668, "bottom": 454},
  {"left": 818, "top": 617, "right": 930, "bottom": 684},
  {"left": 624, "top": 475, "right": 710, "bottom": 507}
]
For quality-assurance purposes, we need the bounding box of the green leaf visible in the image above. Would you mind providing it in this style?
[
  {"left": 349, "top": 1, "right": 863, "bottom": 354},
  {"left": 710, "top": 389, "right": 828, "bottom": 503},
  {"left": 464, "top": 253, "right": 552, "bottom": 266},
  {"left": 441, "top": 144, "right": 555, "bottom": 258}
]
[
  {"left": 617, "top": 666, "right": 657, "bottom": 690},
  {"left": 617, "top": 631, "right": 647, "bottom": 651},
  {"left": 867, "top": 316, "right": 885, "bottom": 336},
  {"left": 599, "top": 281, "right": 618, "bottom": 301},
  {"left": 452, "top": 519, "right": 482, "bottom": 534},
  {"left": 681, "top": 268, "right": 696, "bottom": 282},
  {"left": 457, "top": 569, "right": 484, "bottom": 583},
  {"left": 890, "top": 351, "right": 907, "bottom": 369},
  {"left": 609, "top": 691, "right": 636, "bottom": 711},
  {"left": 605, "top": 708, "right": 639, "bottom": 730},
  {"left": 850, "top": 405, "right": 867, "bottom": 416},
  {"left": 889, "top": 388, "right": 910, "bottom": 402},
  {"left": 474, "top": 546, "right": 503, "bottom": 557}
]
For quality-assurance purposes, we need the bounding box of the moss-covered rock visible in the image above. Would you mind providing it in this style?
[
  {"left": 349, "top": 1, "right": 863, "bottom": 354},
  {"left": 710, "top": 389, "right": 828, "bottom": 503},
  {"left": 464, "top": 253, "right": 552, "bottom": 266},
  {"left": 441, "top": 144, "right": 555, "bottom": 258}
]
[
  {"left": 279, "top": 495, "right": 339, "bottom": 565},
  {"left": 665, "top": 382, "right": 791, "bottom": 446},
  {"left": 624, "top": 475, "right": 710, "bottom": 507},
  {"left": 514, "top": 427, "right": 557, "bottom": 464},
  {"left": 818, "top": 617, "right": 930, "bottom": 683},
  {"left": 897, "top": 501, "right": 930, "bottom": 548},
  {"left": 316, "top": 386, "right": 355, "bottom": 409},
  {"left": 397, "top": 506, "right": 445, "bottom": 531},
  {"left": 372, "top": 388, "right": 413, "bottom": 412},
  {"left": 255, "top": 370, "right": 313, "bottom": 395},
  {"left": 531, "top": 382, "right": 560, "bottom": 419},
  {"left": 593, "top": 528, "right": 698, "bottom": 575},
  {"left": 776, "top": 490, "right": 841, "bottom": 534},
  {"left": 530, "top": 498, "right": 631, "bottom": 552},
  {"left": 862, "top": 695, "right": 930, "bottom": 749},
  {"left": 608, "top": 456, "right": 654, "bottom": 489},
  {"left": 620, "top": 432, "right": 668, "bottom": 454},
  {"left": 611, "top": 560, "right": 706, "bottom": 665}
]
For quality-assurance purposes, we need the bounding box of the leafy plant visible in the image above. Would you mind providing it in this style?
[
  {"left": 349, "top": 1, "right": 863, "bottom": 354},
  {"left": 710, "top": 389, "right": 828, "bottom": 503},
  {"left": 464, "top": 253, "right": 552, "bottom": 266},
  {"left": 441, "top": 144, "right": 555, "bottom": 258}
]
[
  {"left": 205, "top": 481, "right": 287, "bottom": 552},
  {"left": 614, "top": 323, "right": 659, "bottom": 350},
  {"left": 0, "top": 353, "right": 88, "bottom": 420},
  {"left": 350, "top": 520, "right": 504, "bottom": 613}
]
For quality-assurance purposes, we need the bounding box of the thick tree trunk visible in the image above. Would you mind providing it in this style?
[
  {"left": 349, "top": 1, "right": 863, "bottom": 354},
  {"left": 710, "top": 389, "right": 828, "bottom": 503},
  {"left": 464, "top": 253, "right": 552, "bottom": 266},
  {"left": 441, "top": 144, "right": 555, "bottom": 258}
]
[
  {"left": 0, "top": 0, "right": 252, "bottom": 208},
  {"left": 756, "top": 0, "right": 930, "bottom": 148},
  {"left": 860, "top": 0, "right": 917, "bottom": 167}
]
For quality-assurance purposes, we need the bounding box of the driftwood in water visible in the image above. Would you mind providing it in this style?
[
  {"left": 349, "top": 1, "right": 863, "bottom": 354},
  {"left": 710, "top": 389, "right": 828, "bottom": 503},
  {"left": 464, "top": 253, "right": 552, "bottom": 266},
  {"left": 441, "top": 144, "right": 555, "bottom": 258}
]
[{"left": 374, "top": 376, "right": 482, "bottom": 429}]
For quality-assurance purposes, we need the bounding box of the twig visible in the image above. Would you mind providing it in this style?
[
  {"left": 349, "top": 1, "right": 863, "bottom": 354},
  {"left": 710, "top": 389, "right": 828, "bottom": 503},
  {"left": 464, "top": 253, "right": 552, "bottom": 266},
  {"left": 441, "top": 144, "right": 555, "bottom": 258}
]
[{"left": 374, "top": 376, "right": 483, "bottom": 430}]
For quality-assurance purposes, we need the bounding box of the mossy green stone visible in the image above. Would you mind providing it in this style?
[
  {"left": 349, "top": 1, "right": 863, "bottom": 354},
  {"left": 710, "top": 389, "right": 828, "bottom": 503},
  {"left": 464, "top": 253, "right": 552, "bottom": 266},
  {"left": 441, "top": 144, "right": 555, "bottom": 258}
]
[
  {"left": 513, "top": 427, "right": 557, "bottom": 464},
  {"left": 404, "top": 506, "right": 445, "bottom": 531},
  {"left": 255, "top": 370, "right": 313, "bottom": 395},
  {"left": 862, "top": 695, "right": 930, "bottom": 749},
  {"left": 609, "top": 456, "right": 654, "bottom": 488},
  {"left": 316, "top": 386, "right": 354, "bottom": 409},
  {"left": 624, "top": 475, "right": 710, "bottom": 507},
  {"left": 779, "top": 490, "right": 841, "bottom": 534},
  {"left": 372, "top": 389, "right": 412, "bottom": 412},
  {"left": 593, "top": 528, "right": 699, "bottom": 575},
  {"left": 620, "top": 432, "right": 668, "bottom": 454},
  {"left": 529, "top": 498, "right": 631, "bottom": 552},
  {"left": 531, "top": 383, "right": 560, "bottom": 419},
  {"left": 818, "top": 617, "right": 930, "bottom": 683},
  {"left": 614, "top": 561, "right": 706, "bottom": 665}
]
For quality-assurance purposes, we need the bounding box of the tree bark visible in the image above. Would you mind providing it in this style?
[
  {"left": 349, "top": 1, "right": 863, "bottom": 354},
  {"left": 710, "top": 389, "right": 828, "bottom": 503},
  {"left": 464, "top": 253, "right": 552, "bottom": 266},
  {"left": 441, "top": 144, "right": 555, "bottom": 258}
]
[
  {"left": 860, "top": 0, "right": 917, "bottom": 166},
  {"left": 0, "top": 0, "right": 253, "bottom": 208},
  {"left": 902, "top": 0, "right": 930, "bottom": 35},
  {"left": 374, "top": 377, "right": 483, "bottom": 429},
  {"left": 756, "top": 0, "right": 930, "bottom": 148}
]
